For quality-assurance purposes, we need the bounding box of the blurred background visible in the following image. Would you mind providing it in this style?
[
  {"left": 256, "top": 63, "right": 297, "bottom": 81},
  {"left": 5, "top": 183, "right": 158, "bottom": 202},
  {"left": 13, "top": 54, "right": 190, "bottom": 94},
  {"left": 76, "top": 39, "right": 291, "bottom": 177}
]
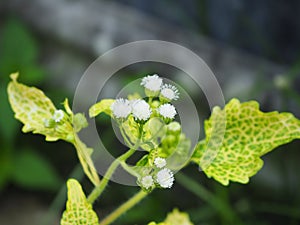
[{"left": 0, "top": 0, "right": 300, "bottom": 224}]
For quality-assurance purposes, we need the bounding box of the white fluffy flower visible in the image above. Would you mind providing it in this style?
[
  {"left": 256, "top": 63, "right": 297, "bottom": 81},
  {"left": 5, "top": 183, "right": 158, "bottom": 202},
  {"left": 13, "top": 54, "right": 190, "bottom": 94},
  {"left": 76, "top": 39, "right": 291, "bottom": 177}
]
[
  {"left": 160, "top": 84, "right": 179, "bottom": 101},
  {"left": 157, "top": 103, "right": 177, "bottom": 119},
  {"left": 167, "top": 122, "right": 181, "bottom": 132},
  {"left": 111, "top": 98, "right": 132, "bottom": 119},
  {"left": 131, "top": 99, "right": 152, "bottom": 121},
  {"left": 141, "top": 175, "right": 154, "bottom": 189},
  {"left": 52, "top": 110, "right": 64, "bottom": 122},
  {"left": 154, "top": 157, "right": 167, "bottom": 168},
  {"left": 156, "top": 168, "right": 174, "bottom": 188},
  {"left": 141, "top": 74, "right": 163, "bottom": 92}
]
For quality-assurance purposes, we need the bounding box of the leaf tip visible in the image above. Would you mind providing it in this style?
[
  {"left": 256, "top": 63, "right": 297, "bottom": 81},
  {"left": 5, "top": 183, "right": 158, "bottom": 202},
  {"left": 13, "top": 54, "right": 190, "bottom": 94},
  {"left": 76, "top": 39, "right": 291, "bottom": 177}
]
[
  {"left": 10, "top": 72, "right": 19, "bottom": 82},
  {"left": 63, "top": 98, "right": 73, "bottom": 115},
  {"left": 88, "top": 107, "right": 95, "bottom": 118}
]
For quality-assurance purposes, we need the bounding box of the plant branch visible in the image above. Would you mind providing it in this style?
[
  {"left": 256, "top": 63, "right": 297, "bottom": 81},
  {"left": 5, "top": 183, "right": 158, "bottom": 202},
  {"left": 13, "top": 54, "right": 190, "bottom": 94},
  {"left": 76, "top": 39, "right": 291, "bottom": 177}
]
[
  {"left": 87, "top": 147, "right": 136, "bottom": 204},
  {"left": 87, "top": 126, "right": 143, "bottom": 204}
]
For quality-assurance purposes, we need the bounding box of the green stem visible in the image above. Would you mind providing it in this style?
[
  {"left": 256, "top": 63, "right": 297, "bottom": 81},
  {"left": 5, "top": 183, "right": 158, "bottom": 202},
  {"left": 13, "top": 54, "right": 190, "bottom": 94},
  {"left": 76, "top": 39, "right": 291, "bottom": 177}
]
[
  {"left": 120, "top": 124, "right": 134, "bottom": 148},
  {"left": 99, "top": 190, "right": 148, "bottom": 225},
  {"left": 176, "top": 172, "right": 243, "bottom": 225},
  {"left": 88, "top": 126, "right": 143, "bottom": 204},
  {"left": 148, "top": 97, "right": 153, "bottom": 105},
  {"left": 87, "top": 148, "right": 136, "bottom": 204},
  {"left": 120, "top": 161, "right": 140, "bottom": 177}
]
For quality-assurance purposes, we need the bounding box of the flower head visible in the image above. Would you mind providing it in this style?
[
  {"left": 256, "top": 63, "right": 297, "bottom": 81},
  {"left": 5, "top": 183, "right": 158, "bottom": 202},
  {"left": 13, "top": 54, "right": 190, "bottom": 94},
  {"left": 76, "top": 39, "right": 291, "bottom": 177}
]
[
  {"left": 52, "top": 110, "right": 65, "bottom": 123},
  {"left": 160, "top": 84, "right": 179, "bottom": 101},
  {"left": 131, "top": 99, "right": 152, "bottom": 121},
  {"left": 167, "top": 121, "right": 181, "bottom": 132},
  {"left": 141, "top": 175, "right": 154, "bottom": 189},
  {"left": 154, "top": 157, "right": 167, "bottom": 168},
  {"left": 157, "top": 103, "right": 177, "bottom": 119},
  {"left": 141, "top": 74, "right": 163, "bottom": 92},
  {"left": 156, "top": 168, "right": 174, "bottom": 188},
  {"left": 111, "top": 98, "right": 131, "bottom": 119}
]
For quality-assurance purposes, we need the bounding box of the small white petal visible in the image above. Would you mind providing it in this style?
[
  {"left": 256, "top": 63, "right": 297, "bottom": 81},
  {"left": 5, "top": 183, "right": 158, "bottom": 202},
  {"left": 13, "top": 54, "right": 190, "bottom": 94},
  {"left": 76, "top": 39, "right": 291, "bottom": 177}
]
[
  {"left": 111, "top": 98, "right": 132, "bottom": 119},
  {"left": 141, "top": 74, "right": 163, "bottom": 92},
  {"left": 53, "top": 110, "right": 64, "bottom": 122},
  {"left": 154, "top": 157, "right": 167, "bottom": 168},
  {"left": 132, "top": 99, "right": 152, "bottom": 121},
  {"left": 161, "top": 84, "right": 179, "bottom": 101},
  {"left": 141, "top": 175, "right": 154, "bottom": 189},
  {"left": 157, "top": 104, "right": 177, "bottom": 119},
  {"left": 156, "top": 168, "right": 174, "bottom": 188}
]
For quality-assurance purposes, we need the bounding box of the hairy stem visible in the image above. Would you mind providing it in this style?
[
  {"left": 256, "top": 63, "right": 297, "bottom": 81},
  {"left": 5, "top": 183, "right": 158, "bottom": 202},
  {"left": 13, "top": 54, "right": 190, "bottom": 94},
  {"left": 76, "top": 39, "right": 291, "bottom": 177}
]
[
  {"left": 87, "top": 126, "right": 143, "bottom": 204},
  {"left": 87, "top": 147, "right": 136, "bottom": 204},
  {"left": 99, "top": 190, "right": 148, "bottom": 225}
]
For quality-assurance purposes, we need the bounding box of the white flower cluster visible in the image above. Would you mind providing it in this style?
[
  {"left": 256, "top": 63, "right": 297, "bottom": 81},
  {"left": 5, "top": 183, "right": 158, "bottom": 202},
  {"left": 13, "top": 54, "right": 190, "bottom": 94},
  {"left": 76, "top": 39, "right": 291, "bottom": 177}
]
[
  {"left": 52, "top": 110, "right": 65, "bottom": 123},
  {"left": 111, "top": 98, "right": 152, "bottom": 121},
  {"left": 110, "top": 74, "right": 179, "bottom": 123},
  {"left": 157, "top": 103, "right": 177, "bottom": 119},
  {"left": 140, "top": 175, "right": 154, "bottom": 189},
  {"left": 156, "top": 168, "right": 174, "bottom": 189},
  {"left": 140, "top": 74, "right": 179, "bottom": 121},
  {"left": 154, "top": 157, "right": 167, "bottom": 168},
  {"left": 111, "top": 98, "right": 131, "bottom": 119},
  {"left": 140, "top": 157, "right": 174, "bottom": 189},
  {"left": 140, "top": 74, "right": 179, "bottom": 101},
  {"left": 141, "top": 74, "right": 163, "bottom": 92},
  {"left": 160, "top": 84, "right": 179, "bottom": 101},
  {"left": 131, "top": 99, "right": 152, "bottom": 121}
]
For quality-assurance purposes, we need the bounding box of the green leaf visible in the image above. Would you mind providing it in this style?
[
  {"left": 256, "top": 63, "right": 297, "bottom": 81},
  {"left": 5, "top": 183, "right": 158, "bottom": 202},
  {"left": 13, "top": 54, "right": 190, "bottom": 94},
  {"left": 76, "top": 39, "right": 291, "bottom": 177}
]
[
  {"left": 12, "top": 150, "right": 62, "bottom": 190},
  {"left": 73, "top": 113, "right": 88, "bottom": 133},
  {"left": 192, "top": 98, "right": 300, "bottom": 185},
  {"left": 89, "top": 99, "right": 115, "bottom": 117},
  {"left": 7, "top": 73, "right": 74, "bottom": 142},
  {"left": 7, "top": 75, "right": 99, "bottom": 186},
  {"left": 61, "top": 179, "right": 99, "bottom": 225}
]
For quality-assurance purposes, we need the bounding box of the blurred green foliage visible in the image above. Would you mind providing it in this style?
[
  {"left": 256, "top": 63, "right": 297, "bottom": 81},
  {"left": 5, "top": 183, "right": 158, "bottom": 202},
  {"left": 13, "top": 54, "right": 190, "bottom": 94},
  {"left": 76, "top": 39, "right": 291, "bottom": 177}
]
[
  {"left": 0, "top": 19, "right": 44, "bottom": 84},
  {"left": 0, "top": 19, "right": 62, "bottom": 191}
]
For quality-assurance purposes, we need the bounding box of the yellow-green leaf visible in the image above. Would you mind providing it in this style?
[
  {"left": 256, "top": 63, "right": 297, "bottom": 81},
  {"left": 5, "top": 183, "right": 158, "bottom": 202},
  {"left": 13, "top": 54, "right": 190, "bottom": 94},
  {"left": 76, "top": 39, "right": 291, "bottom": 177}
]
[
  {"left": 164, "top": 208, "right": 194, "bottom": 225},
  {"left": 148, "top": 208, "right": 194, "bottom": 225},
  {"left": 89, "top": 99, "right": 115, "bottom": 117},
  {"left": 192, "top": 98, "right": 300, "bottom": 185},
  {"left": 121, "top": 117, "right": 167, "bottom": 151},
  {"left": 7, "top": 74, "right": 99, "bottom": 185},
  {"left": 7, "top": 73, "right": 74, "bottom": 142},
  {"left": 73, "top": 134, "right": 100, "bottom": 186},
  {"left": 61, "top": 179, "right": 99, "bottom": 225}
]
